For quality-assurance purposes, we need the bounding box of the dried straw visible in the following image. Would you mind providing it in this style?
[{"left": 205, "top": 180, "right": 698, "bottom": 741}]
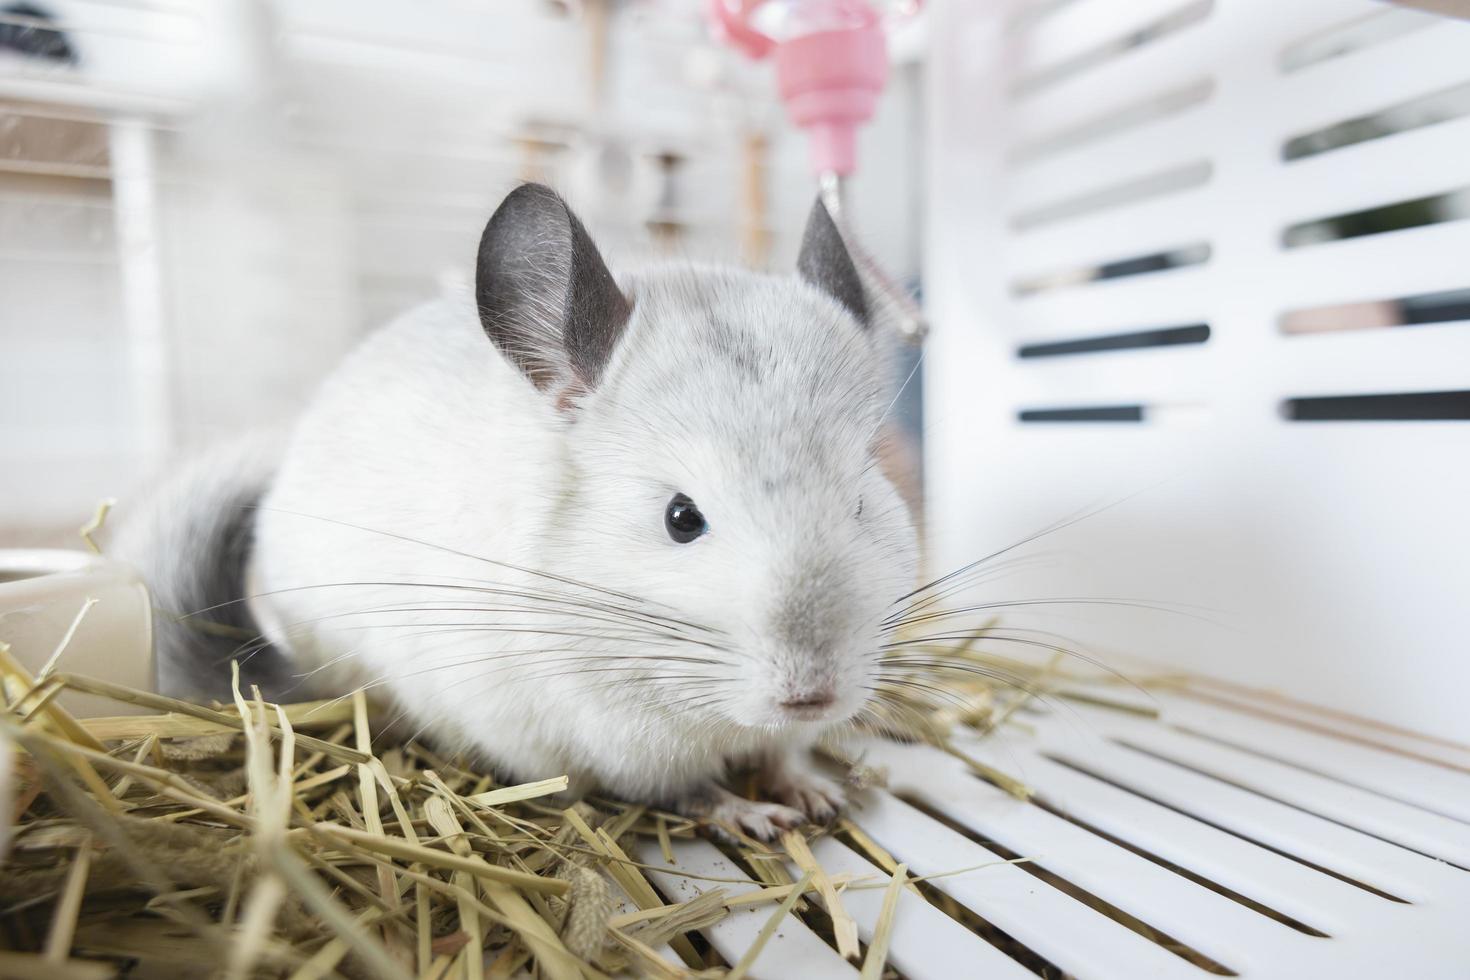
[{"left": 1, "top": 611, "right": 1070, "bottom": 977}]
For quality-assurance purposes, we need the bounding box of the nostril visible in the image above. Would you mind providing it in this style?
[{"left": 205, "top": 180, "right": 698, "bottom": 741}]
[{"left": 781, "top": 692, "right": 835, "bottom": 710}]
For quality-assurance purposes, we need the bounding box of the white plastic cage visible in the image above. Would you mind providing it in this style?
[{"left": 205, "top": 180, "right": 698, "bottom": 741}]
[
  {"left": 924, "top": 0, "right": 1470, "bottom": 743},
  {"left": 908, "top": 0, "right": 1470, "bottom": 973}
]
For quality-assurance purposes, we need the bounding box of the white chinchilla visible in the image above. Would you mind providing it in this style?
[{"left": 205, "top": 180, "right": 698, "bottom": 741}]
[{"left": 114, "top": 183, "right": 919, "bottom": 837}]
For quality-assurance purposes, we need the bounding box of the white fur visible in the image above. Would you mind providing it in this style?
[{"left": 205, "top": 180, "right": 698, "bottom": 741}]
[{"left": 249, "top": 264, "right": 918, "bottom": 816}]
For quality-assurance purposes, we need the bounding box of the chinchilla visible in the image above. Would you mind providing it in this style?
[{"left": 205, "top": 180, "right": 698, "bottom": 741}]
[{"left": 112, "top": 183, "right": 919, "bottom": 837}]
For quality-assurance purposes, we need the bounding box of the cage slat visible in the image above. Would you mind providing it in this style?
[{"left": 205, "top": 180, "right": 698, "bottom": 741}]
[
  {"left": 1275, "top": 116, "right": 1470, "bottom": 223},
  {"left": 1082, "top": 710, "right": 1470, "bottom": 868},
  {"left": 632, "top": 837, "right": 858, "bottom": 979},
  {"left": 844, "top": 789, "right": 1208, "bottom": 980},
  {"left": 1007, "top": 112, "right": 1215, "bottom": 216},
  {"left": 1011, "top": 0, "right": 1201, "bottom": 78},
  {"left": 1025, "top": 708, "right": 1466, "bottom": 902},
  {"left": 799, "top": 836, "right": 1036, "bottom": 980},
  {"left": 862, "top": 738, "right": 1318, "bottom": 976},
  {"left": 1004, "top": 191, "right": 1213, "bottom": 284},
  {"left": 1158, "top": 693, "right": 1470, "bottom": 819},
  {"left": 958, "top": 736, "right": 1391, "bottom": 929},
  {"left": 1274, "top": 219, "right": 1470, "bottom": 306},
  {"left": 1166, "top": 684, "right": 1470, "bottom": 770},
  {"left": 1271, "top": 19, "right": 1470, "bottom": 132},
  {"left": 1012, "top": 262, "right": 1212, "bottom": 330}
]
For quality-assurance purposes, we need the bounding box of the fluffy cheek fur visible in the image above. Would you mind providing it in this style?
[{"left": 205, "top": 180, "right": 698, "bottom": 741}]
[{"left": 549, "top": 424, "right": 920, "bottom": 749}]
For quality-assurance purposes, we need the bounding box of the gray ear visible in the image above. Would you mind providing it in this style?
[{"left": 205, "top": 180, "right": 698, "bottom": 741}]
[
  {"left": 476, "top": 183, "right": 632, "bottom": 393},
  {"left": 797, "top": 198, "right": 868, "bottom": 328}
]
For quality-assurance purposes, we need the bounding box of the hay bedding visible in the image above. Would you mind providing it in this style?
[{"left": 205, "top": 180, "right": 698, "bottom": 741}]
[{"left": 0, "top": 626, "right": 1075, "bottom": 980}]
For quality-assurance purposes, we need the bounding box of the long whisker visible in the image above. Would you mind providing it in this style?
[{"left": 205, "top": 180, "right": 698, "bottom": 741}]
[
  {"left": 245, "top": 505, "right": 659, "bottom": 606},
  {"left": 180, "top": 578, "right": 721, "bottom": 639},
  {"left": 888, "top": 491, "right": 1153, "bottom": 609},
  {"left": 886, "top": 596, "right": 1216, "bottom": 632}
]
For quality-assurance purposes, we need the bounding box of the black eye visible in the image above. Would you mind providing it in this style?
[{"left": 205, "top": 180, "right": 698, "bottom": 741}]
[{"left": 665, "top": 493, "right": 707, "bottom": 543}]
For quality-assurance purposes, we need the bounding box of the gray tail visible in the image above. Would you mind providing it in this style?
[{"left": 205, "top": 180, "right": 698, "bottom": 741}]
[{"left": 109, "top": 433, "right": 295, "bottom": 703}]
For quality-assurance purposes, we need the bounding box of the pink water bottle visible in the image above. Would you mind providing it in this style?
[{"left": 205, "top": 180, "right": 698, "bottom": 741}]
[
  {"left": 709, "top": 0, "right": 927, "bottom": 341},
  {"left": 708, "top": 0, "right": 893, "bottom": 178}
]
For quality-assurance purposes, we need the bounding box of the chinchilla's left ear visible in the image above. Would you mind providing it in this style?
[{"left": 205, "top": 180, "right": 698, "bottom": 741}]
[
  {"left": 796, "top": 197, "right": 868, "bottom": 329},
  {"left": 475, "top": 183, "right": 632, "bottom": 397}
]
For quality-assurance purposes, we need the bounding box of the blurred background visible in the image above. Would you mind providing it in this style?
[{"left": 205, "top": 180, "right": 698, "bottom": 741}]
[{"left": 0, "top": 0, "right": 924, "bottom": 538}]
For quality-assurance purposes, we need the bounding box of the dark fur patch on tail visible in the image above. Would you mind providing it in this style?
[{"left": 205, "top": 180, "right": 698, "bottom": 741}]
[{"left": 154, "top": 493, "right": 296, "bottom": 704}]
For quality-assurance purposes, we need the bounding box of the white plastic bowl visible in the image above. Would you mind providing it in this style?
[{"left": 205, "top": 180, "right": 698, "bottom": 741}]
[{"left": 0, "top": 549, "right": 154, "bottom": 718}]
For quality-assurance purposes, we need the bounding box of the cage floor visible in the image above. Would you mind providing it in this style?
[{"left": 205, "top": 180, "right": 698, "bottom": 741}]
[{"left": 637, "top": 685, "right": 1470, "bottom": 979}]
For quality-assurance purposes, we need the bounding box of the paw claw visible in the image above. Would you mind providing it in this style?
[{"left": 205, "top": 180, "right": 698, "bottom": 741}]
[
  {"left": 675, "top": 786, "right": 811, "bottom": 841},
  {"left": 732, "top": 801, "right": 807, "bottom": 841},
  {"left": 768, "top": 770, "right": 846, "bottom": 825}
]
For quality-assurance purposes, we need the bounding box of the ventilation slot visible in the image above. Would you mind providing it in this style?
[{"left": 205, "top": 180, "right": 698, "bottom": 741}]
[
  {"left": 1279, "top": 7, "right": 1439, "bottom": 73},
  {"left": 1012, "top": 242, "right": 1210, "bottom": 296},
  {"left": 1012, "top": 161, "right": 1211, "bottom": 231},
  {"left": 1044, "top": 754, "right": 1410, "bottom": 903},
  {"left": 1281, "top": 390, "right": 1470, "bottom": 422},
  {"left": 1020, "top": 405, "right": 1143, "bottom": 423},
  {"left": 1175, "top": 687, "right": 1470, "bottom": 771},
  {"left": 1281, "top": 288, "right": 1470, "bottom": 334},
  {"left": 1011, "top": 79, "right": 1214, "bottom": 165},
  {"left": 1282, "top": 188, "right": 1470, "bottom": 248},
  {"left": 1284, "top": 81, "right": 1470, "bottom": 161},
  {"left": 1171, "top": 725, "right": 1470, "bottom": 827},
  {"left": 1011, "top": 0, "right": 1214, "bottom": 98},
  {"left": 831, "top": 828, "right": 1067, "bottom": 978},
  {"left": 896, "top": 793, "right": 1238, "bottom": 975},
  {"left": 708, "top": 837, "right": 870, "bottom": 966},
  {"left": 1026, "top": 794, "right": 1330, "bottom": 937},
  {"left": 1113, "top": 738, "right": 1470, "bottom": 872},
  {"left": 1019, "top": 323, "right": 1209, "bottom": 358}
]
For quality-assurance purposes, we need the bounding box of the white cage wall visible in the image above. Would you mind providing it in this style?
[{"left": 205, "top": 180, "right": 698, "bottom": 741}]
[{"left": 923, "top": 0, "right": 1470, "bottom": 742}]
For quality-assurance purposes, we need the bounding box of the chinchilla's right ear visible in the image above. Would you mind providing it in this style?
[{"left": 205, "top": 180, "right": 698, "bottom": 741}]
[{"left": 475, "top": 183, "right": 632, "bottom": 401}]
